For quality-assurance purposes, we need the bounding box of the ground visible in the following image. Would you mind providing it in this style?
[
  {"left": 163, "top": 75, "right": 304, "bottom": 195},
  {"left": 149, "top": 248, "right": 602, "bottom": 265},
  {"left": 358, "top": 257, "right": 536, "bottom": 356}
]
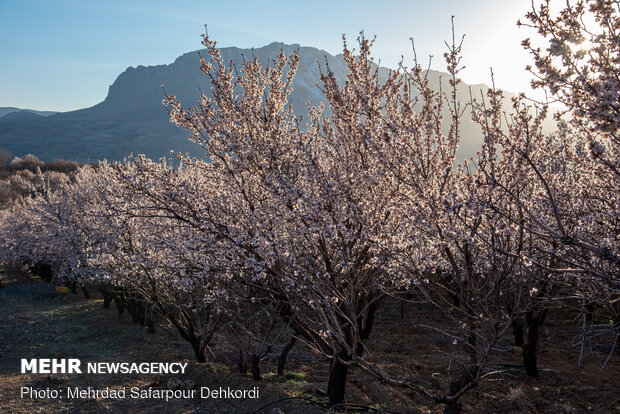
[{"left": 0, "top": 272, "right": 618, "bottom": 413}]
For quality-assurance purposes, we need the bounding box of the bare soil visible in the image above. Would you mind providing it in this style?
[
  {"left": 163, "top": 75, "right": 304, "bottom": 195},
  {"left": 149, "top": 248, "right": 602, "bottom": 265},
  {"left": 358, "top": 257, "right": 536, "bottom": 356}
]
[
  {"left": 0, "top": 274, "right": 322, "bottom": 414},
  {"left": 0, "top": 273, "right": 619, "bottom": 413}
]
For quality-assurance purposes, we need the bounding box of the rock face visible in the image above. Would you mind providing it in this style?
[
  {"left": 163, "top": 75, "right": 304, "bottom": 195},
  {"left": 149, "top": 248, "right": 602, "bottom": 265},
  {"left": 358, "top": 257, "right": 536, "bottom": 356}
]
[{"left": 0, "top": 43, "right": 535, "bottom": 163}]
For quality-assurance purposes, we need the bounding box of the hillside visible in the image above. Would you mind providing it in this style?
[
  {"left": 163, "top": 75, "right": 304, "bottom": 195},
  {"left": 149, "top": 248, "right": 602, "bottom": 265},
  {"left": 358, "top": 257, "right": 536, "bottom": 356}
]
[
  {"left": 0, "top": 108, "right": 57, "bottom": 118},
  {"left": 0, "top": 43, "right": 550, "bottom": 163}
]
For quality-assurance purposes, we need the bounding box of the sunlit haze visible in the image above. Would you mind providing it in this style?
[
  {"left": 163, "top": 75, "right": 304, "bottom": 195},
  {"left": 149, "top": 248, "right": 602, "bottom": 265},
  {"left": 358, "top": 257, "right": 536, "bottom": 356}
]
[{"left": 0, "top": 0, "right": 542, "bottom": 112}]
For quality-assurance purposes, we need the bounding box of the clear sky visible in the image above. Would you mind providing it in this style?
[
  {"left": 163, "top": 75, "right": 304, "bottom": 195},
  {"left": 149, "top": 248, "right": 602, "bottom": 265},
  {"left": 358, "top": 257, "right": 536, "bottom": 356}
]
[{"left": 0, "top": 0, "right": 541, "bottom": 112}]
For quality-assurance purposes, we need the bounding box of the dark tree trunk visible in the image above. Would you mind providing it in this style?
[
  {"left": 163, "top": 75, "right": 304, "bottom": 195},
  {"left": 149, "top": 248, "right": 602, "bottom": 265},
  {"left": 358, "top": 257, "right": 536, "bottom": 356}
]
[
  {"left": 127, "top": 300, "right": 142, "bottom": 324},
  {"left": 450, "top": 294, "right": 460, "bottom": 307},
  {"left": 144, "top": 304, "right": 155, "bottom": 333},
  {"left": 32, "top": 263, "right": 54, "bottom": 282},
  {"left": 522, "top": 309, "right": 548, "bottom": 377},
  {"left": 443, "top": 401, "right": 462, "bottom": 414},
  {"left": 191, "top": 339, "right": 207, "bottom": 363},
  {"left": 277, "top": 336, "right": 297, "bottom": 377},
  {"left": 326, "top": 303, "right": 377, "bottom": 406},
  {"left": 361, "top": 303, "right": 377, "bottom": 341},
  {"left": 585, "top": 302, "right": 596, "bottom": 326},
  {"left": 114, "top": 293, "right": 125, "bottom": 315},
  {"left": 82, "top": 287, "right": 90, "bottom": 299},
  {"left": 443, "top": 321, "right": 479, "bottom": 414},
  {"left": 237, "top": 349, "right": 247, "bottom": 374},
  {"left": 327, "top": 350, "right": 350, "bottom": 406},
  {"left": 125, "top": 296, "right": 145, "bottom": 325},
  {"left": 512, "top": 318, "right": 524, "bottom": 347},
  {"left": 444, "top": 365, "right": 480, "bottom": 414},
  {"left": 101, "top": 290, "right": 113, "bottom": 309},
  {"left": 249, "top": 355, "right": 261, "bottom": 381}
]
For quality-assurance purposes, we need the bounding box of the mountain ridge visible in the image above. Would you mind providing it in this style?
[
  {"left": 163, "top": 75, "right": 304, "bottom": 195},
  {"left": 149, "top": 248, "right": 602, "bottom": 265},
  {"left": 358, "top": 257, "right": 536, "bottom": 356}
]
[
  {"left": 0, "top": 43, "right": 536, "bottom": 163},
  {"left": 0, "top": 108, "right": 57, "bottom": 118}
]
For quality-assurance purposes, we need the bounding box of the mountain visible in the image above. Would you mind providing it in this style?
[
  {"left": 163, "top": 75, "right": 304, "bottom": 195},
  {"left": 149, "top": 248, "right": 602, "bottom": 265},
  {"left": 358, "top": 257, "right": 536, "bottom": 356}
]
[
  {"left": 0, "top": 43, "right": 551, "bottom": 163},
  {"left": 0, "top": 108, "right": 57, "bottom": 118},
  {"left": 0, "top": 111, "right": 47, "bottom": 123}
]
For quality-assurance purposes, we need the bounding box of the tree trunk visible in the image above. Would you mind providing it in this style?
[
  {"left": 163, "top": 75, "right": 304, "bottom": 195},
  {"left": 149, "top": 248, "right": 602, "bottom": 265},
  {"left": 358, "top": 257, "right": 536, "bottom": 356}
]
[
  {"left": 277, "top": 336, "right": 297, "bottom": 377},
  {"left": 237, "top": 349, "right": 247, "bottom": 374},
  {"left": 585, "top": 302, "right": 596, "bottom": 326},
  {"left": 443, "top": 321, "right": 479, "bottom": 414},
  {"left": 326, "top": 303, "right": 377, "bottom": 406},
  {"left": 144, "top": 303, "right": 155, "bottom": 333},
  {"left": 101, "top": 290, "right": 113, "bottom": 309},
  {"left": 444, "top": 365, "right": 479, "bottom": 414},
  {"left": 33, "top": 263, "right": 54, "bottom": 282},
  {"left": 443, "top": 401, "right": 462, "bottom": 414},
  {"left": 126, "top": 298, "right": 142, "bottom": 324},
  {"left": 512, "top": 318, "right": 524, "bottom": 347},
  {"left": 82, "top": 287, "right": 90, "bottom": 299},
  {"left": 361, "top": 303, "right": 377, "bottom": 341},
  {"left": 522, "top": 309, "right": 548, "bottom": 377},
  {"left": 125, "top": 296, "right": 146, "bottom": 325},
  {"left": 114, "top": 293, "right": 125, "bottom": 315},
  {"left": 327, "top": 350, "right": 350, "bottom": 406},
  {"left": 191, "top": 339, "right": 207, "bottom": 363},
  {"left": 249, "top": 355, "right": 261, "bottom": 381}
]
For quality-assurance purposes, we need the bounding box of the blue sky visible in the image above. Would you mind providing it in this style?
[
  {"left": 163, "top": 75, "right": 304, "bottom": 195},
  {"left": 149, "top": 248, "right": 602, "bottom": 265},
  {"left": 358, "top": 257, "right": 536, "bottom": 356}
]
[{"left": 0, "top": 0, "right": 539, "bottom": 112}]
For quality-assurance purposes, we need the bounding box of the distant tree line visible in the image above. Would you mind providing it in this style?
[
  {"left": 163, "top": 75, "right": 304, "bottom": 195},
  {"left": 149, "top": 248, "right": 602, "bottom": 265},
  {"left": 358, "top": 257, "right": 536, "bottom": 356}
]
[{"left": 0, "top": 151, "right": 80, "bottom": 209}]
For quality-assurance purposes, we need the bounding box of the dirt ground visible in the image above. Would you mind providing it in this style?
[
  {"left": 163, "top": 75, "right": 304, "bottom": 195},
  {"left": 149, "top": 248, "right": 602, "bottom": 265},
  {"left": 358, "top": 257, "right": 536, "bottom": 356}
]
[
  {"left": 0, "top": 274, "right": 323, "bottom": 414},
  {"left": 1, "top": 272, "right": 619, "bottom": 413}
]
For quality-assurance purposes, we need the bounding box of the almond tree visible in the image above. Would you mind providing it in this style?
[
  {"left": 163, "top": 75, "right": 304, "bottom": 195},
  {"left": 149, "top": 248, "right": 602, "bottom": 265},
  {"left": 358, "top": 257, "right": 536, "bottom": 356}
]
[
  {"left": 116, "top": 33, "right": 419, "bottom": 405},
  {"left": 519, "top": 0, "right": 619, "bottom": 267},
  {"left": 517, "top": 0, "right": 619, "bottom": 364},
  {"left": 151, "top": 29, "right": 537, "bottom": 412},
  {"left": 469, "top": 90, "right": 568, "bottom": 378},
  {"left": 0, "top": 175, "right": 83, "bottom": 284},
  {"left": 91, "top": 160, "right": 225, "bottom": 360},
  {"left": 364, "top": 43, "right": 538, "bottom": 411}
]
